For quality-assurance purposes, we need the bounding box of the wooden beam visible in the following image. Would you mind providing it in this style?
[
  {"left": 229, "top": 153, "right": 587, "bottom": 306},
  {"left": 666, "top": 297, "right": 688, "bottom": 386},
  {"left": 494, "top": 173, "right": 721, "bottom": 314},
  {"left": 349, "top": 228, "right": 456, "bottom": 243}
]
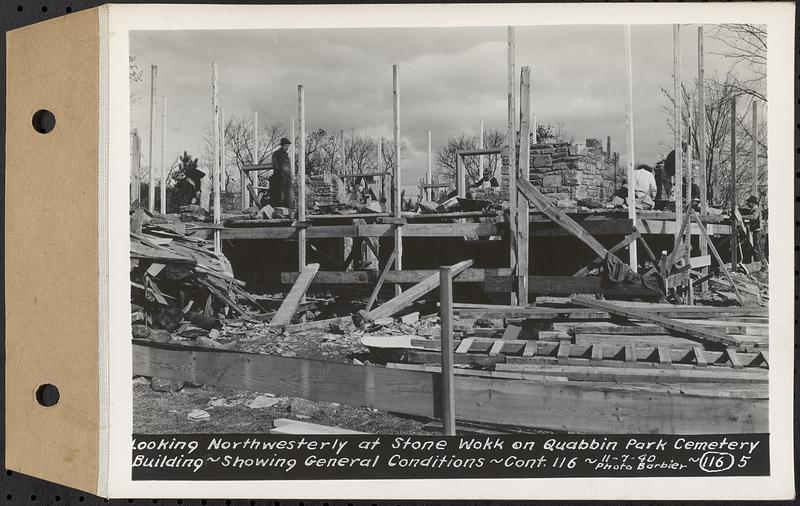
[
  {"left": 160, "top": 94, "right": 167, "bottom": 214},
  {"left": 485, "top": 274, "right": 658, "bottom": 297},
  {"left": 571, "top": 296, "right": 740, "bottom": 347},
  {"left": 426, "top": 130, "right": 432, "bottom": 200},
  {"left": 624, "top": 25, "right": 638, "bottom": 271},
  {"left": 507, "top": 26, "right": 518, "bottom": 306},
  {"left": 697, "top": 27, "right": 709, "bottom": 291},
  {"left": 148, "top": 65, "right": 157, "bottom": 213},
  {"left": 457, "top": 147, "right": 503, "bottom": 157},
  {"left": 456, "top": 153, "right": 465, "bottom": 197},
  {"left": 751, "top": 99, "right": 759, "bottom": 196},
  {"left": 133, "top": 341, "right": 767, "bottom": 433},
  {"left": 270, "top": 263, "right": 319, "bottom": 326},
  {"left": 439, "top": 265, "right": 456, "bottom": 435},
  {"left": 211, "top": 63, "right": 221, "bottom": 254},
  {"left": 516, "top": 177, "right": 608, "bottom": 258},
  {"left": 358, "top": 259, "right": 473, "bottom": 322},
  {"left": 392, "top": 64, "right": 403, "bottom": 297},
  {"left": 364, "top": 247, "right": 398, "bottom": 312},
  {"left": 730, "top": 95, "right": 738, "bottom": 267},
  {"left": 673, "top": 24, "right": 683, "bottom": 238},
  {"left": 517, "top": 65, "right": 532, "bottom": 306},
  {"left": 689, "top": 208, "right": 744, "bottom": 305},
  {"left": 496, "top": 364, "right": 766, "bottom": 385},
  {"left": 297, "top": 85, "right": 307, "bottom": 278}
]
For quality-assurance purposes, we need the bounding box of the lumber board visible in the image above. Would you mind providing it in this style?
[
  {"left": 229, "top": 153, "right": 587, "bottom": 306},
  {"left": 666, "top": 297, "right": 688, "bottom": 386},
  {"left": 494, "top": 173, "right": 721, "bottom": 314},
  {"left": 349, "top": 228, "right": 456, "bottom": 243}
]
[
  {"left": 360, "top": 260, "right": 473, "bottom": 321},
  {"left": 455, "top": 306, "right": 766, "bottom": 320},
  {"left": 571, "top": 296, "right": 741, "bottom": 347},
  {"left": 386, "top": 362, "right": 567, "bottom": 383},
  {"left": 220, "top": 222, "right": 498, "bottom": 240},
  {"left": 516, "top": 177, "right": 608, "bottom": 257},
  {"left": 485, "top": 275, "right": 658, "bottom": 297},
  {"left": 364, "top": 248, "right": 398, "bottom": 312},
  {"left": 133, "top": 341, "right": 767, "bottom": 434},
  {"left": 282, "top": 267, "right": 511, "bottom": 285},
  {"left": 501, "top": 324, "right": 523, "bottom": 340},
  {"left": 495, "top": 363, "right": 768, "bottom": 385},
  {"left": 270, "top": 263, "right": 320, "bottom": 326},
  {"left": 573, "top": 231, "right": 640, "bottom": 276},
  {"left": 270, "top": 419, "right": 366, "bottom": 435}
]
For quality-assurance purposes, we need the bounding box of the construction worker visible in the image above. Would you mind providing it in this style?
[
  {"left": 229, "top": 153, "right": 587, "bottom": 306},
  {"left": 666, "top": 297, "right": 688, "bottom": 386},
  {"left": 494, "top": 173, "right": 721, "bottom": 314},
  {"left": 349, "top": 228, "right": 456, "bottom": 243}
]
[
  {"left": 632, "top": 164, "right": 657, "bottom": 199},
  {"left": 743, "top": 195, "right": 766, "bottom": 265},
  {"left": 661, "top": 142, "right": 687, "bottom": 200},
  {"left": 472, "top": 167, "right": 500, "bottom": 189},
  {"left": 269, "top": 137, "right": 293, "bottom": 207}
]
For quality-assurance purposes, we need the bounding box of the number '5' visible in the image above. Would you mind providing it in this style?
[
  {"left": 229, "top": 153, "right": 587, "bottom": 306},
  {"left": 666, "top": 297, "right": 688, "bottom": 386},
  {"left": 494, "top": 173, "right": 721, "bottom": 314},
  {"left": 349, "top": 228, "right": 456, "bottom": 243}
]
[{"left": 738, "top": 456, "right": 751, "bottom": 468}]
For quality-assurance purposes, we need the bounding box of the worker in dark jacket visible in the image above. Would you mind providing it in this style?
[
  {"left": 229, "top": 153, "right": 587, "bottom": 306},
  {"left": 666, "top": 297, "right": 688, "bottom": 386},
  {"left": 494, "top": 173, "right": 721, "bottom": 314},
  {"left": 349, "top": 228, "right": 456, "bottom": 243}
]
[
  {"left": 660, "top": 142, "right": 687, "bottom": 200},
  {"left": 269, "top": 137, "right": 293, "bottom": 207},
  {"left": 743, "top": 195, "right": 766, "bottom": 265}
]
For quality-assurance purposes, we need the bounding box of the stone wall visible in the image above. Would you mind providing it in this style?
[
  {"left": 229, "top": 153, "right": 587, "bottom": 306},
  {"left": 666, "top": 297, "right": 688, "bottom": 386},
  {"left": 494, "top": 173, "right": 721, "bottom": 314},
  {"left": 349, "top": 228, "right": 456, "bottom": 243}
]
[{"left": 501, "top": 138, "right": 616, "bottom": 206}]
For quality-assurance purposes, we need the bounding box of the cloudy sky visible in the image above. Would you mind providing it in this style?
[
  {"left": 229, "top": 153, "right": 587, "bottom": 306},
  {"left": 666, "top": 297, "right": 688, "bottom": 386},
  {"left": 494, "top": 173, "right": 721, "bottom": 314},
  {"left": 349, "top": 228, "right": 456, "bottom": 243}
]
[{"left": 130, "top": 24, "right": 753, "bottom": 192}]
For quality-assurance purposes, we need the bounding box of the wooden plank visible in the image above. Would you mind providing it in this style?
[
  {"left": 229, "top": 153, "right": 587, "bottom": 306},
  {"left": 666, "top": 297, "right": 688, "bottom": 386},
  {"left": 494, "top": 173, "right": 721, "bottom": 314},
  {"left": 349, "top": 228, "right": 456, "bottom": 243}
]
[
  {"left": 488, "top": 340, "right": 505, "bottom": 357},
  {"left": 364, "top": 247, "right": 397, "bottom": 312},
  {"left": 571, "top": 296, "right": 741, "bottom": 347},
  {"left": 496, "top": 363, "right": 767, "bottom": 385},
  {"left": 517, "top": 66, "right": 532, "bottom": 306},
  {"left": 270, "top": 263, "right": 320, "bottom": 326},
  {"left": 624, "top": 344, "right": 636, "bottom": 364},
  {"left": 693, "top": 346, "right": 707, "bottom": 367},
  {"left": 485, "top": 275, "right": 658, "bottom": 297},
  {"left": 359, "top": 260, "right": 474, "bottom": 322},
  {"left": 516, "top": 177, "right": 608, "bottom": 258},
  {"left": 689, "top": 255, "right": 711, "bottom": 268},
  {"left": 454, "top": 304, "right": 766, "bottom": 320},
  {"left": 590, "top": 344, "right": 603, "bottom": 363},
  {"left": 455, "top": 337, "right": 474, "bottom": 354},
  {"left": 133, "top": 341, "right": 767, "bottom": 434},
  {"left": 727, "top": 348, "right": 743, "bottom": 369},
  {"left": 657, "top": 346, "right": 672, "bottom": 365},
  {"left": 522, "top": 341, "right": 538, "bottom": 357},
  {"left": 501, "top": 324, "right": 522, "bottom": 341},
  {"left": 507, "top": 26, "right": 518, "bottom": 305},
  {"left": 557, "top": 341, "right": 570, "bottom": 360},
  {"left": 439, "top": 265, "right": 456, "bottom": 435},
  {"left": 623, "top": 25, "right": 638, "bottom": 271}
]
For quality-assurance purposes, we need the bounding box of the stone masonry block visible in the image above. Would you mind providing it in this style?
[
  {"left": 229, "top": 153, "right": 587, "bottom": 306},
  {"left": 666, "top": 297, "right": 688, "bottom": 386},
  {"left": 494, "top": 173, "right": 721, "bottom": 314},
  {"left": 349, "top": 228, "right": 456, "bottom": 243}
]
[
  {"left": 542, "top": 174, "right": 562, "bottom": 187},
  {"left": 532, "top": 154, "right": 552, "bottom": 168}
]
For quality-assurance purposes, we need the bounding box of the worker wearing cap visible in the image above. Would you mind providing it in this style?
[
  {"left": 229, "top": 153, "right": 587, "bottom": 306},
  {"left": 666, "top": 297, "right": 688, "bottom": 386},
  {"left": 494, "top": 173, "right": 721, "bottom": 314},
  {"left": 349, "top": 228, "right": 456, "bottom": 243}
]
[
  {"left": 744, "top": 195, "right": 766, "bottom": 265},
  {"left": 270, "top": 137, "right": 293, "bottom": 208}
]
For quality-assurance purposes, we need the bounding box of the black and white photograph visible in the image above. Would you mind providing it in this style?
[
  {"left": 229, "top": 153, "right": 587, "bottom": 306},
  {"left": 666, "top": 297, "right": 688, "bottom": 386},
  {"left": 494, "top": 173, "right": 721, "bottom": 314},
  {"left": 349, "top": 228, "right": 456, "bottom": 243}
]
[{"left": 118, "top": 2, "right": 793, "bottom": 499}]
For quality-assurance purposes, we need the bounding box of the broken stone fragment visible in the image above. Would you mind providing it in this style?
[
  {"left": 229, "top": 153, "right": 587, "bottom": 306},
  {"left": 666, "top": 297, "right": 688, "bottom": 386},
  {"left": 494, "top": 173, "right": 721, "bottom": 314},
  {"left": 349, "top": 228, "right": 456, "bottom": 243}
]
[
  {"left": 150, "top": 377, "right": 185, "bottom": 392},
  {"left": 399, "top": 312, "right": 420, "bottom": 325},
  {"left": 148, "top": 329, "right": 172, "bottom": 343},
  {"left": 195, "top": 336, "right": 221, "bottom": 348},
  {"left": 132, "top": 324, "right": 151, "bottom": 339},
  {"left": 187, "top": 409, "right": 211, "bottom": 421}
]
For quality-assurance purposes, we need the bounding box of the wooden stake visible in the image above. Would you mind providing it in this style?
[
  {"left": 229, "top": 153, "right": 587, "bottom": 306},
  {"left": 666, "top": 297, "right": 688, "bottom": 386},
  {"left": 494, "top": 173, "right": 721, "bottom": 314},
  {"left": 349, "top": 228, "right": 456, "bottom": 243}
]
[
  {"left": 393, "top": 65, "right": 403, "bottom": 296},
  {"left": 427, "top": 130, "right": 432, "bottom": 201},
  {"left": 730, "top": 95, "right": 737, "bottom": 268},
  {"left": 507, "top": 26, "right": 518, "bottom": 305},
  {"left": 673, "top": 24, "right": 683, "bottom": 239},
  {"left": 456, "top": 154, "right": 465, "bottom": 197},
  {"left": 148, "top": 65, "right": 157, "bottom": 212},
  {"left": 686, "top": 98, "right": 694, "bottom": 304},
  {"left": 751, "top": 99, "right": 759, "bottom": 197},
  {"left": 290, "top": 115, "right": 296, "bottom": 181},
  {"left": 220, "top": 104, "right": 225, "bottom": 208},
  {"left": 479, "top": 119, "right": 484, "bottom": 175},
  {"left": 211, "top": 63, "right": 221, "bottom": 254},
  {"left": 624, "top": 25, "right": 638, "bottom": 272},
  {"left": 130, "top": 130, "right": 141, "bottom": 204},
  {"left": 606, "top": 135, "right": 611, "bottom": 162},
  {"left": 697, "top": 26, "right": 709, "bottom": 291},
  {"left": 517, "top": 66, "right": 531, "bottom": 306},
  {"left": 298, "top": 85, "right": 307, "bottom": 271},
  {"left": 439, "top": 265, "right": 456, "bottom": 436},
  {"left": 712, "top": 147, "right": 720, "bottom": 205},
  {"left": 160, "top": 94, "right": 167, "bottom": 214}
]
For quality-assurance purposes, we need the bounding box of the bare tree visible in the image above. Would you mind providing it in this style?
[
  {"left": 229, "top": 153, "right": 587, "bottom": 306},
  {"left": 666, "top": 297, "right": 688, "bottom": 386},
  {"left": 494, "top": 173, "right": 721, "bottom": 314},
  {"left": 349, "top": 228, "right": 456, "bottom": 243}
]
[
  {"left": 434, "top": 128, "right": 504, "bottom": 185},
  {"left": 710, "top": 24, "right": 766, "bottom": 102},
  {"left": 661, "top": 71, "right": 767, "bottom": 206}
]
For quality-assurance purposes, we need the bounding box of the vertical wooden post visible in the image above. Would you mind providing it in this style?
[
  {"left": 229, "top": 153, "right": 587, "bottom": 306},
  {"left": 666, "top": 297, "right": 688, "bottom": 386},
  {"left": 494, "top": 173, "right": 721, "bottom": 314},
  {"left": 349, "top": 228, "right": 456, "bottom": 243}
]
[
  {"left": 685, "top": 98, "right": 694, "bottom": 304},
  {"left": 730, "top": 96, "right": 738, "bottom": 268},
  {"left": 130, "top": 130, "right": 141, "bottom": 204},
  {"left": 427, "top": 130, "right": 432, "bottom": 201},
  {"left": 697, "top": 26, "right": 709, "bottom": 291},
  {"left": 711, "top": 148, "right": 720, "bottom": 205},
  {"left": 673, "top": 24, "right": 683, "bottom": 238},
  {"left": 339, "top": 130, "right": 346, "bottom": 175},
  {"left": 160, "top": 94, "right": 167, "bottom": 214},
  {"left": 624, "top": 25, "right": 638, "bottom": 272},
  {"left": 392, "top": 65, "right": 403, "bottom": 296},
  {"left": 751, "top": 99, "right": 759, "bottom": 197},
  {"left": 606, "top": 135, "right": 611, "bottom": 162},
  {"left": 456, "top": 154, "right": 465, "bottom": 197},
  {"left": 290, "top": 115, "right": 296, "bottom": 176},
  {"left": 298, "top": 85, "right": 307, "bottom": 272},
  {"left": 148, "top": 65, "right": 158, "bottom": 212},
  {"left": 220, "top": 104, "right": 225, "bottom": 208},
  {"left": 507, "top": 26, "right": 518, "bottom": 305},
  {"left": 517, "top": 66, "right": 531, "bottom": 306},
  {"left": 479, "top": 120, "right": 484, "bottom": 175},
  {"left": 439, "top": 265, "right": 456, "bottom": 436},
  {"left": 211, "top": 63, "right": 221, "bottom": 254}
]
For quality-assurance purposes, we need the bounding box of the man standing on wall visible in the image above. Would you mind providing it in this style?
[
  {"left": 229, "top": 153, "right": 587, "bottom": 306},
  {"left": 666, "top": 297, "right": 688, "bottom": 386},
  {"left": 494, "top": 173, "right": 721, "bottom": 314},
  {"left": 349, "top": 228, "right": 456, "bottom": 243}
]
[{"left": 269, "top": 137, "right": 293, "bottom": 208}]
